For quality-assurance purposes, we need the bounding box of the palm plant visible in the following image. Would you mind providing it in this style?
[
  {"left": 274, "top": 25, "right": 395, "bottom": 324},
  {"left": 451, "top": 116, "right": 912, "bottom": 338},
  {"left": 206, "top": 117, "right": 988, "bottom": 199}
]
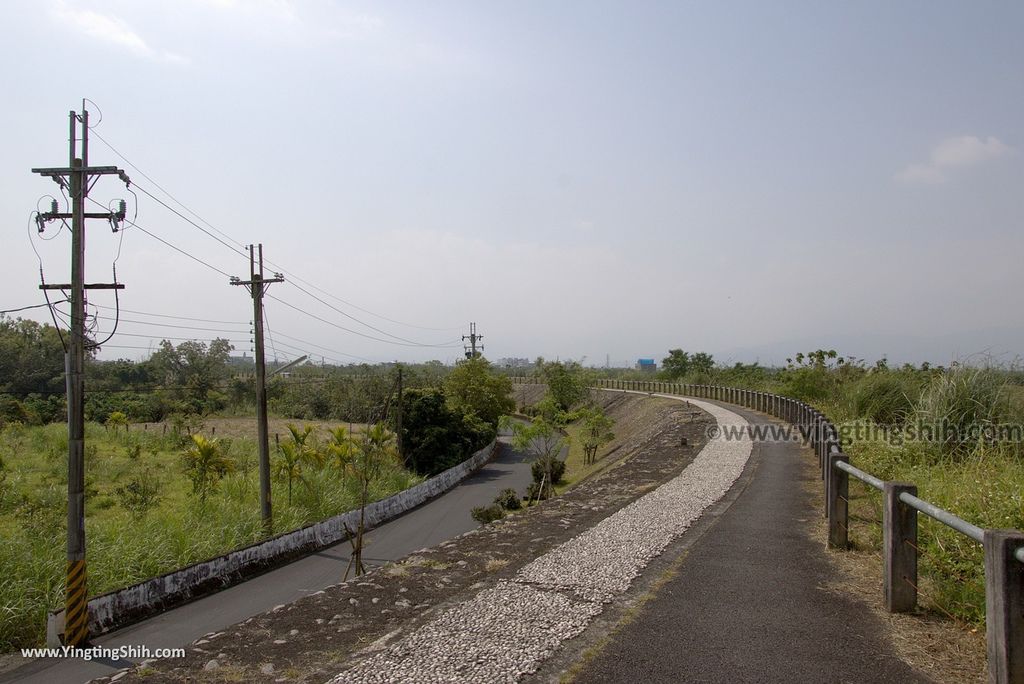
[
  {"left": 182, "top": 435, "right": 234, "bottom": 503},
  {"left": 345, "top": 422, "right": 398, "bottom": 579}
]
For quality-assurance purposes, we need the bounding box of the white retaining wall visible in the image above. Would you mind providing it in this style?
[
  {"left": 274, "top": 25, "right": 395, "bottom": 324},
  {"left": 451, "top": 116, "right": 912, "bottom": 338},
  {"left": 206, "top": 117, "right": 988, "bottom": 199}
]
[{"left": 47, "top": 439, "right": 498, "bottom": 645}]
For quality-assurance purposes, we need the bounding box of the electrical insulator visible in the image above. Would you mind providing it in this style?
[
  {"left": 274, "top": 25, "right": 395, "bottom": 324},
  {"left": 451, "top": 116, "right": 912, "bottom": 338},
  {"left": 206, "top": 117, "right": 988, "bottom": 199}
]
[
  {"left": 117, "top": 199, "right": 126, "bottom": 218},
  {"left": 50, "top": 200, "right": 58, "bottom": 214}
]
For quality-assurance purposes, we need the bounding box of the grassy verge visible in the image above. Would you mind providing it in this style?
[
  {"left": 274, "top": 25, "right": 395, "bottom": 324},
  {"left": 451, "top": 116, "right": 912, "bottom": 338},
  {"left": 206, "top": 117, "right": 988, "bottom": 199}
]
[
  {"left": 0, "top": 419, "right": 419, "bottom": 651},
  {"left": 842, "top": 437, "right": 1023, "bottom": 627},
  {"left": 556, "top": 424, "right": 615, "bottom": 493}
]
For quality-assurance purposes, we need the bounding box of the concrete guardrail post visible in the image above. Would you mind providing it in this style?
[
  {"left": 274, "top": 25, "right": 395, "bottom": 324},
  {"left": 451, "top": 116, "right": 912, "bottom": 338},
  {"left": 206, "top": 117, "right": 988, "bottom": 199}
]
[
  {"left": 828, "top": 452, "right": 849, "bottom": 549},
  {"left": 984, "top": 530, "right": 1024, "bottom": 684},
  {"left": 884, "top": 482, "right": 918, "bottom": 613}
]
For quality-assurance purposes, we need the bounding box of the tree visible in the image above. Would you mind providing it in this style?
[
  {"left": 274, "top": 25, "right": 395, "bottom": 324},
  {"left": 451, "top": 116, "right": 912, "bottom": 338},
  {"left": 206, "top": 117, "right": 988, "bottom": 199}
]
[
  {"left": 345, "top": 422, "right": 398, "bottom": 579},
  {"left": 181, "top": 435, "right": 234, "bottom": 502},
  {"left": 147, "top": 338, "right": 234, "bottom": 414},
  {"left": 661, "top": 349, "right": 691, "bottom": 379},
  {"left": 398, "top": 389, "right": 494, "bottom": 476},
  {"left": 443, "top": 357, "right": 515, "bottom": 426},
  {"left": 691, "top": 352, "right": 715, "bottom": 374},
  {"left": 541, "top": 361, "right": 589, "bottom": 411},
  {"left": 0, "top": 316, "right": 67, "bottom": 397},
  {"left": 579, "top": 407, "right": 615, "bottom": 465},
  {"left": 502, "top": 416, "right": 565, "bottom": 500}
]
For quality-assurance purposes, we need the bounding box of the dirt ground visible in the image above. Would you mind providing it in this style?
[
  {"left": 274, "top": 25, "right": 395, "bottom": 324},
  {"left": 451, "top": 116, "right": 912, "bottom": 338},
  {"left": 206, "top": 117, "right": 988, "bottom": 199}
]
[{"left": 104, "top": 392, "right": 711, "bottom": 683}]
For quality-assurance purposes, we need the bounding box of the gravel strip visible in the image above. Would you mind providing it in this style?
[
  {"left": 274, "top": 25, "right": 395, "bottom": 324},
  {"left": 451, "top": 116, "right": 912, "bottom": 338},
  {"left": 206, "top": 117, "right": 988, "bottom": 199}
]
[{"left": 332, "top": 399, "right": 751, "bottom": 683}]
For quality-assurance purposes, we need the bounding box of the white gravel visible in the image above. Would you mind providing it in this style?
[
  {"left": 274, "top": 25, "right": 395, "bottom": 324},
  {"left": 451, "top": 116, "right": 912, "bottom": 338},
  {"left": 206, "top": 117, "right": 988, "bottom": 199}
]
[{"left": 331, "top": 398, "right": 752, "bottom": 684}]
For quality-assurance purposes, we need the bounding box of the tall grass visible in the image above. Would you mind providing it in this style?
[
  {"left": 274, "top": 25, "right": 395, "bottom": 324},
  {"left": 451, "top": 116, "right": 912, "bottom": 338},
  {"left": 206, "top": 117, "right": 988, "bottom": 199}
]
[{"left": 0, "top": 421, "right": 420, "bottom": 651}]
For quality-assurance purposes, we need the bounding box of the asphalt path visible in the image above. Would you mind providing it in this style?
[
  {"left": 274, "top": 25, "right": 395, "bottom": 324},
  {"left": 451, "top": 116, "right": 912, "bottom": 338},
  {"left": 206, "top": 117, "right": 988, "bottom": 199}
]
[
  {"left": 571, "top": 404, "right": 929, "bottom": 683},
  {"left": 4, "top": 435, "right": 533, "bottom": 684}
]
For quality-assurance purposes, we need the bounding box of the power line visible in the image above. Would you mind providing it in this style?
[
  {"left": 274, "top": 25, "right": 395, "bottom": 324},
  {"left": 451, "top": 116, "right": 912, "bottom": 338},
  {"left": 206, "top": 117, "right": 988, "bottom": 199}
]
[
  {"left": 85, "top": 196, "right": 234, "bottom": 278},
  {"left": 284, "top": 280, "right": 454, "bottom": 347},
  {"left": 267, "top": 293, "right": 462, "bottom": 349},
  {"left": 89, "top": 130, "right": 462, "bottom": 333},
  {"left": 270, "top": 329, "right": 376, "bottom": 363},
  {"left": 90, "top": 128, "right": 249, "bottom": 253},
  {"left": 94, "top": 331, "right": 247, "bottom": 344},
  {"left": 270, "top": 337, "right": 353, "bottom": 367},
  {"left": 131, "top": 181, "right": 249, "bottom": 261},
  {"left": 90, "top": 302, "right": 246, "bottom": 326},
  {"left": 0, "top": 301, "right": 69, "bottom": 315},
  {"left": 95, "top": 315, "right": 248, "bottom": 334},
  {"left": 271, "top": 265, "right": 462, "bottom": 332}
]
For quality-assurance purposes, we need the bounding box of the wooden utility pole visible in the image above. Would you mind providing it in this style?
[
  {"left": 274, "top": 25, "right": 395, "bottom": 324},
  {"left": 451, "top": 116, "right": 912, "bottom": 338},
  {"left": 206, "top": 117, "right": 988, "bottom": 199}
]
[
  {"left": 231, "top": 244, "right": 283, "bottom": 534},
  {"left": 32, "top": 103, "right": 128, "bottom": 646}
]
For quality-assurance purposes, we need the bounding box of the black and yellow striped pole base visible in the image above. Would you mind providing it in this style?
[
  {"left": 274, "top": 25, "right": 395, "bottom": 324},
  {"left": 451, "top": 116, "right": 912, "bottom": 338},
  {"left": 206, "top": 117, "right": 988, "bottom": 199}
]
[{"left": 64, "top": 559, "right": 89, "bottom": 646}]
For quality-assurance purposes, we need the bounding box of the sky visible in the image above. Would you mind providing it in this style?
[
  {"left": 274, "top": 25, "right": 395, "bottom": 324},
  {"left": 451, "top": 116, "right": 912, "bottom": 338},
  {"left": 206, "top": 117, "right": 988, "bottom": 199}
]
[{"left": 1, "top": 1, "right": 1022, "bottom": 368}]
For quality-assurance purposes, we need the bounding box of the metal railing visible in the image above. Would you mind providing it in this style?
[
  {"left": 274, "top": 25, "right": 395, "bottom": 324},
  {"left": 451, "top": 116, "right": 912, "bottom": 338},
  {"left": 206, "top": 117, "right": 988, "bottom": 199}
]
[{"left": 510, "top": 377, "right": 1024, "bottom": 684}]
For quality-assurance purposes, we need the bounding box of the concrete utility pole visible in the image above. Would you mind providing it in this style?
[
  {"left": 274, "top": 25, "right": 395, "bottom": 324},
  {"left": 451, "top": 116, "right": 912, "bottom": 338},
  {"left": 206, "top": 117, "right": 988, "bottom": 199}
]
[
  {"left": 231, "top": 244, "right": 283, "bottom": 534},
  {"left": 463, "top": 322, "right": 483, "bottom": 359},
  {"left": 395, "top": 366, "right": 403, "bottom": 459},
  {"left": 32, "top": 103, "right": 129, "bottom": 646}
]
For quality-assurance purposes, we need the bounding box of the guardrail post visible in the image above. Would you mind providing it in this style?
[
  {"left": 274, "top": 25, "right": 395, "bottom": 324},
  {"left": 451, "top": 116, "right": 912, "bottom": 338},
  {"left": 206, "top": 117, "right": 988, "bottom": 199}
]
[
  {"left": 984, "top": 530, "right": 1024, "bottom": 684},
  {"left": 828, "top": 453, "right": 849, "bottom": 549},
  {"left": 884, "top": 482, "right": 918, "bottom": 612}
]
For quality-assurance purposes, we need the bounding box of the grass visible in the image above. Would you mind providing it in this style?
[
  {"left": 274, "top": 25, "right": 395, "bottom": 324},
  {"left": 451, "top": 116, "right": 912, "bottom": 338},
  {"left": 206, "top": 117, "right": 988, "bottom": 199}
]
[
  {"left": 555, "top": 424, "right": 617, "bottom": 493},
  {"left": 0, "top": 418, "right": 420, "bottom": 652},
  {"left": 842, "top": 437, "right": 1024, "bottom": 626}
]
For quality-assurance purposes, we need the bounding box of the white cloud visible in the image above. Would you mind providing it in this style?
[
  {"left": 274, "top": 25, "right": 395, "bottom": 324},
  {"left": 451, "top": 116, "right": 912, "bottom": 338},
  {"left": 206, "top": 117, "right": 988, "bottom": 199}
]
[
  {"left": 49, "top": 1, "right": 188, "bottom": 64},
  {"left": 896, "top": 135, "right": 1013, "bottom": 184}
]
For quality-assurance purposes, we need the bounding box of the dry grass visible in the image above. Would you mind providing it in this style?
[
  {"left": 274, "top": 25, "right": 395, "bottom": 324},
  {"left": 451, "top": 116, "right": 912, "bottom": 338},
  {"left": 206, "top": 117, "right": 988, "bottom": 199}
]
[
  {"left": 484, "top": 558, "right": 510, "bottom": 572},
  {"left": 800, "top": 459, "right": 987, "bottom": 683}
]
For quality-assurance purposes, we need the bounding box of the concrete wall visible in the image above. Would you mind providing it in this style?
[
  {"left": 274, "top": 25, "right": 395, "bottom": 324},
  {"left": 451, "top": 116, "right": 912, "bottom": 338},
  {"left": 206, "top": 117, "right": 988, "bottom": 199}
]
[{"left": 49, "top": 439, "right": 498, "bottom": 645}]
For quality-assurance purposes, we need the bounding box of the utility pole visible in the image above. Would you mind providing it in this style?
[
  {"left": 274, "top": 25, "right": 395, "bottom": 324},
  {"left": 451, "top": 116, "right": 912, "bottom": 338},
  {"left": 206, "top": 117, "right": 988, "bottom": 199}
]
[
  {"left": 32, "top": 103, "right": 129, "bottom": 647},
  {"left": 231, "top": 244, "right": 283, "bottom": 534},
  {"left": 463, "top": 322, "right": 483, "bottom": 360},
  {"left": 395, "top": 366, "right": 403, "bottom": 459}
]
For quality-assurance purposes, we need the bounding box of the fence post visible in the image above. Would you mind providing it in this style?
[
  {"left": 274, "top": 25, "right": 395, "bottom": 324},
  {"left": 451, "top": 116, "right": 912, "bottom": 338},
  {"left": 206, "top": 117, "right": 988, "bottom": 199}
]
[
  {"left": 984, "top": 530, "right": 1024, "bottom": 684},
  {"left": 884, "top": 482, "right": 918, "bottom": 613},
  {"left": 828, "top": 452, "right": 849, "bottom": 549}
]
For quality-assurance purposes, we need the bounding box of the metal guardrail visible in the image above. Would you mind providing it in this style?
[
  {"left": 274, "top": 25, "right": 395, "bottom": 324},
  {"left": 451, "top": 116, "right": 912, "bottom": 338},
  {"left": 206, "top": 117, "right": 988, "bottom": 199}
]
[
  {"left": 898, "top": 491, "right": 985, "bottom": 544},
  {"left": 835, "top": 459, "right": 884, "bottom": 491},
  {"left": 509, "top": 377, "right": 1024, "bottom": 683}
]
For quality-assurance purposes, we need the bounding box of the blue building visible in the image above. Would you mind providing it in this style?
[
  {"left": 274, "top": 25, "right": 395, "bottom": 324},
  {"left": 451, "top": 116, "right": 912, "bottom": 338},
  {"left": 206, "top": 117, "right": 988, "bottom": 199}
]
[{"left": 636, "top": 358, "right": 657, "bottom": 372}]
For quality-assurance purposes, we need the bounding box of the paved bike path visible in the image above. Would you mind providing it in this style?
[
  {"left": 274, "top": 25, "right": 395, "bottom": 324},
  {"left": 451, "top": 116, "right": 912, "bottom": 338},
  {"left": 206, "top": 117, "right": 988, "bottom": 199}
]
[{"left": 571, "top": 404, "right": 929, "bottom": 683}]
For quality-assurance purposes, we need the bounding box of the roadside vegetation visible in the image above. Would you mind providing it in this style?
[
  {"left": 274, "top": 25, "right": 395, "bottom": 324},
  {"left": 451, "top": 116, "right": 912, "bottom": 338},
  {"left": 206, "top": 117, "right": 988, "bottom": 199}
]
[
  {"left": 475, "top": 361, "right": 616, "bottom": 525},
  {"left": 615, "top": 347, "right": 1024, "bottom": 628},
  {"left": 0, "top": 315, "right": 514, "bottom": 651}
]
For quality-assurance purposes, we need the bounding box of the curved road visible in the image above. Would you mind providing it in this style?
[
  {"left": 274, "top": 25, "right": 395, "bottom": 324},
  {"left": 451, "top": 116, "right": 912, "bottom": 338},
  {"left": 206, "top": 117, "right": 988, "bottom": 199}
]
[
  {"left": 569, "top": 402, "right": 928, "bottom": 683},
  {"left": 4, "top": 433, "right": 534, "bottom": 684}
]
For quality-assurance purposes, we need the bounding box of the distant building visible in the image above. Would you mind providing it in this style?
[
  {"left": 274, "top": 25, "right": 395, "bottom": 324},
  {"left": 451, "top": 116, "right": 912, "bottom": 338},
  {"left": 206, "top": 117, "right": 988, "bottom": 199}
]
[
  {"left": 497, "top": 357, "right": 531, "bottom": 369},
  {"left": 637, "top": 358, "right": 657, "bottom": 372}
]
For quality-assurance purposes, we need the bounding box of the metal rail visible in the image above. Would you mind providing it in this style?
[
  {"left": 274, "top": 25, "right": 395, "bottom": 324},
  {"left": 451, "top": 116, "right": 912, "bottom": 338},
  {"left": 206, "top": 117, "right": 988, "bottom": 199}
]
[
  {"left": 834, "top": 460, "right": 884, "bottom": 491},
  {"left": 897, "top": 491, "right": 984, "bottom": 543}
]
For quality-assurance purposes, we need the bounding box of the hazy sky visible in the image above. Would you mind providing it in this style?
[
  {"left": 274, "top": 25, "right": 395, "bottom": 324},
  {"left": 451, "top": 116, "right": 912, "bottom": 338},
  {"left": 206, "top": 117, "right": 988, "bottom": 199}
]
[{"left": 2, "top": 1, "right": 1022, "bottom": 367}]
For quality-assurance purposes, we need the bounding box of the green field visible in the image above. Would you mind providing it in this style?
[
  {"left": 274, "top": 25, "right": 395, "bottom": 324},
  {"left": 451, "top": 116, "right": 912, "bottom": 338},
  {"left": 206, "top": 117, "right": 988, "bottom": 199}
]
[{"left": 0, "top": 419, "right": 420, "bottom": 651}]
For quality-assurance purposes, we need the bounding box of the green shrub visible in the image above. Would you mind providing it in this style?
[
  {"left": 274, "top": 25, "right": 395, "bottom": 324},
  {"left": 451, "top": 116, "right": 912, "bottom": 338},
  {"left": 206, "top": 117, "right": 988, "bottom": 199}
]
[
  {"left": 471, "top": 504, "right": 505, "bottom": 524},
  {"left": 494, "top": 488, "right": 521, "bottom": 510},
  {"left": 531, "top": 458, "right": 566, "bottom": 485}
]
